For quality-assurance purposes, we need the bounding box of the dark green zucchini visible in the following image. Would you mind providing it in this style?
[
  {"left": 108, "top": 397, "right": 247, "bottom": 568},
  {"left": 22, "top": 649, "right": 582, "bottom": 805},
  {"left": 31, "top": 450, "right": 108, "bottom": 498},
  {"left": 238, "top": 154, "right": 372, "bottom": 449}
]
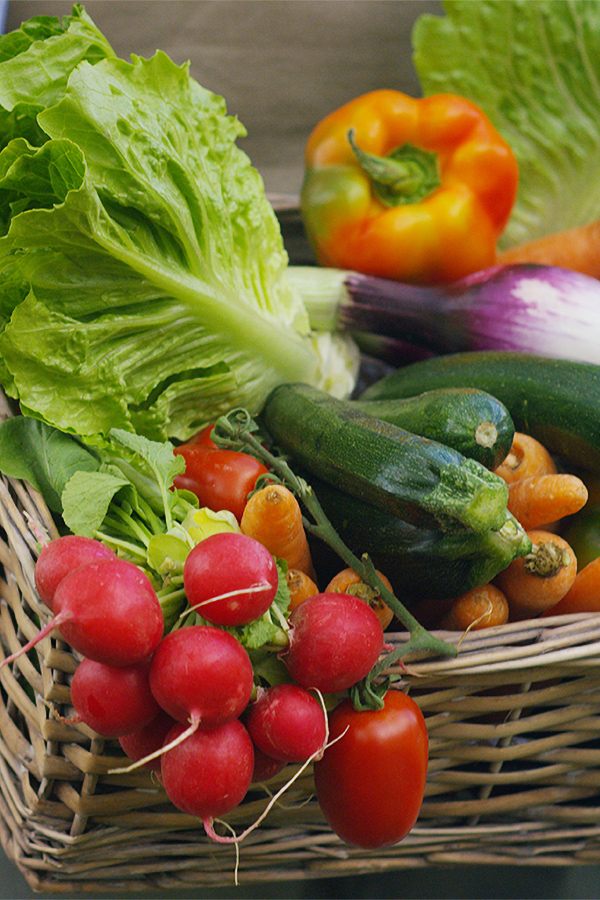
[
  {"left": 260, "top": 382, "right": 510, "bottom": 534},
  {"left": 308, "top": 476, "right": 531, "bottom": 602},
  {"left": 350, "top": 387, "right": 514, "bottom": 470},
  {"left": 360, "top": 351, "right": 600, "bottom": 472}
]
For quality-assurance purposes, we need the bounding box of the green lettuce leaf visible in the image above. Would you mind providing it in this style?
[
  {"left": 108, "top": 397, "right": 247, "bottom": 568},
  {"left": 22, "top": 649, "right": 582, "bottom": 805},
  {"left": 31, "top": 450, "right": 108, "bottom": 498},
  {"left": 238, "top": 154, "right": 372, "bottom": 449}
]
[
  {"left": 61, "top": 468, "right": 132, "bottom": 537},
  {"left": 0, "top": 415, "right": 99, "bottom": 512},
  {"left": 0, "top": 4, "right": 115, "bottom": 154},
  {"left": 412, "top": 0, "right": 600, "bottom": 247},
  {"left": 0, "top": 14, "right": 357, "bottom": 444}
]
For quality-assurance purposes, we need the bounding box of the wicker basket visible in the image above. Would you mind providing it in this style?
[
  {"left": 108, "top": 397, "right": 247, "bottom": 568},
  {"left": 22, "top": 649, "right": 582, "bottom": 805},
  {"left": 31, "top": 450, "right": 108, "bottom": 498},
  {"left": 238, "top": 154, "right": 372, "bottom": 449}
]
[{"left": 3, "top": 390, "right": 600, "bottom": 895}]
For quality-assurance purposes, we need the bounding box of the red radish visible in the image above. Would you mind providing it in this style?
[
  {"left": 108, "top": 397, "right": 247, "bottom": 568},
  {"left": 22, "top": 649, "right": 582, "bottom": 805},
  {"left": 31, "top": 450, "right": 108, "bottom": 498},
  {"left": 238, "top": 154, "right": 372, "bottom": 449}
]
[
  {"left": 160, "top": 718, "right": 254, "bottom": 823},
  {"left": 1, "top": 558, "right": 164, "bottom": 670},
  {"left": 283, "top": 592, "right": 384, "bottom": 693},
  {"left": 34, "top": 535, "right": 115, "bottom": 609},
  {"left": 149, "top": 625, "right": 254, "bottom": 730},
  {"left": 251, "top": 745, "right": 287, "bottom": 783},
  {"left": 182, "top": 531, "right": 278, "bottom": 626},
  {"left": 245, "top": 683, "right": 327, "bottom": 762},
  {"left": 69, "top": 656, "right": 160, "bottom": 738},
  {"left": 119, "top": 709, "right": 176, "bottom": 772}
]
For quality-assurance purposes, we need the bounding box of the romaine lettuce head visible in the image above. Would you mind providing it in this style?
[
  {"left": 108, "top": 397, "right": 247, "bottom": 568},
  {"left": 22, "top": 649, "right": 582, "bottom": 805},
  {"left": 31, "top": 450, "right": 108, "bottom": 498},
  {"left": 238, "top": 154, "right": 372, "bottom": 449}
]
[
  {"left": 0, "top": 4, "right": 115, "bottom": 152},
  {"left": 413, "top": 0, "right": 600, "bottom": 248},
  {"left": 0, "top": 9, "right": 357, "bottom": 442}
]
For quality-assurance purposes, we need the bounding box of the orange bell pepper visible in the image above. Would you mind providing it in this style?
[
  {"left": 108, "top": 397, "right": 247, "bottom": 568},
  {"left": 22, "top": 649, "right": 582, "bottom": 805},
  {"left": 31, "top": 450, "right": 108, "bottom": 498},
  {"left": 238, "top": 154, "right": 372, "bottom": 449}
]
[{"left": 300, "top": 90, "right": 519, "bottom": 284}]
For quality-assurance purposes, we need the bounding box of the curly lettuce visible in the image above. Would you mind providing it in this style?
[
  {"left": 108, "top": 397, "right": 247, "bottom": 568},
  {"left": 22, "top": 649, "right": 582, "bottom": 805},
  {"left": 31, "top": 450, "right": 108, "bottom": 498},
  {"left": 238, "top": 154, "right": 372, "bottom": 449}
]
[
  {"left": 0, "top": 5, "right": 357, "bottom": 443},
  {"left": 413, "top": 0, "right": 600, "bottom": 248}
]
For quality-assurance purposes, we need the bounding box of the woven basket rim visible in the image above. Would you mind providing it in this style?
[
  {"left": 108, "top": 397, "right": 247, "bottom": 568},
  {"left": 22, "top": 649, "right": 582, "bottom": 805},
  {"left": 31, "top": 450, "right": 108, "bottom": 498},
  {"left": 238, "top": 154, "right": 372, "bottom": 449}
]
[{"left": 391, "top": 612, "right": 600, "bottom": 677}]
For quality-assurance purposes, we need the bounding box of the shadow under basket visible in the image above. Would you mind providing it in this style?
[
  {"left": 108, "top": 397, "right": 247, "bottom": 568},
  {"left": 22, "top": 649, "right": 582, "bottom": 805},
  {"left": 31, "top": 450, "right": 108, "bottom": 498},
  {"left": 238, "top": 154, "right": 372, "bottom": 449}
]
[{"left": 2, "top": 402, "right": 600, "bottom": 892}]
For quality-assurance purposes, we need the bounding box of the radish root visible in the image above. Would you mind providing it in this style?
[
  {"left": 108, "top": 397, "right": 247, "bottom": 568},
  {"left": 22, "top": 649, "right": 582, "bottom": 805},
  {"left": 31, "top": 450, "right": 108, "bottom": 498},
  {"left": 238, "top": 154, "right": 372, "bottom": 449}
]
[
  {"left": 0, "top": 610, "right": 70, "bottom": 669},
  {"left": 202, "top": 692, "right": 342, "bottom": 847},
  {"left": 180, "top": 582, "right": 274, "bottom": 619},
  {"left": 107, "top": 716, "right": 199, "bottom": 774}
]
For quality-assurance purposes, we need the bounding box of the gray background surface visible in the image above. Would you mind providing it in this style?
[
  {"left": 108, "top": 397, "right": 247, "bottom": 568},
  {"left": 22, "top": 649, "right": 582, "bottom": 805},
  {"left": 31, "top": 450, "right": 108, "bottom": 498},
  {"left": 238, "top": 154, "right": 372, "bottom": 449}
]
[
  {"left": 6, "top": 0, "right": 435, "bottom": 198},
  {"left": 1, "top": 2, "right": 600, "bottom": 897}
]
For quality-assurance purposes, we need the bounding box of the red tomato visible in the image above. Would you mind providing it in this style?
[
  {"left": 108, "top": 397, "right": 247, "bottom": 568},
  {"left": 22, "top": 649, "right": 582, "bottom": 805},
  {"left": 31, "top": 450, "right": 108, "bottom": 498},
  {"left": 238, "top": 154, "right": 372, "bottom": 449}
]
[
  {"left": 173, "top": 441, "right": 268, "bottom": 522},
  {"left": 186, "top": 423, "right": 218, "bottom": 449},
  {"left": 313, "top": 689, "right": 428, "bottom": 849}
]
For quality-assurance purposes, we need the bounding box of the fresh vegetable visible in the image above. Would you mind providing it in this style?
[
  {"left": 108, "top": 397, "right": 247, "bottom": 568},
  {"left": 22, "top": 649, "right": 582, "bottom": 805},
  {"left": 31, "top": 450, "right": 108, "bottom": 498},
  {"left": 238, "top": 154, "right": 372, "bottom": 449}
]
[
  {"left": 0, "top": 6, "right": 358, "bottom": 445},
  {"left": 119, "top": 710, "right": 175, "bottom": 772},
  {"left": 506, "top": 473, "right": 588, "bottom": 532},
  {"left": 285, "top": 568, "right": 319, "bottom": 612},
  {"left": 261, "top": 382, "right": 511, "bottom": 534},
  {"left": 173, "top": 439, "right": 269, "bottom": 522},
  {"left": 309, "top": 475, "right": 530, "bottom": 602},
  {"left": 53, "top": 558, "right": 165, "bottom": 666},
  {"left": 69, "top": 656, "right": 160, "bottom": 738},
  {"left": 241, "top": 483, "right": 316, "bottom": 580},
  {"left": 324, "top": 567, "right": 394, "bottom": 630},
  {"left": 0, "top": 416, "right": 103, "bottom": 516},
  {"left": 300, "top": 89, "right": 517, "bottom": 283},
  {"left": 0, "top": 419, "right": 281, "bottom": 641},
  {"left": 251, "top": 747, "right": 286, "bottom": 784},
  {"left": 245, "top": 683, "right": 327, "bottom": 763},
  {"left": 361, "top": 352, "right": 600, "bottom": 474},
  {"left": 2, "top": 557, "right": 164, "bottom": 669},
  {"left": 297, "top": 263, "right": 600, "bottom": 367},
  {"left": 160, "top": 718, "right": 254, "bottom": 823},
  {"left": 184, "top": 424, "right": 219, "bottom": 449},
  {"left": 282, "top": 593, "right": 384, "bottom": 694},
  {"left": 212, "top": 407, "right": 482, "bottom": 664},
  {"left": 496, "top": 218, "right": 600, "bottom": 279},
  {"left": 313, "top": 690, "right": 428, "bottom": 849},
  {"left": 412, "top": 0, "right": 600, "bottom": 249},
  {"left": 494, "top": 530, "right": 577, "bottom": 621},
  {"left": 34, "top": 535, "right": 116, "bottom": 610},
  {"left": 437, "top": 584, "right": 509, "bottom": 632},
  {"left": 182, "top": 532, "right": 279, "bottom": 627},
  {"left": 148, "top": 625, "right": 254, "bottom": 732},
  {"left": 0, "top": 406, "right": 454, "bottom": 686},
  {"left": 543, "top": 557, "right": 600, "bottom": 616},
  {"left": 562, "top": 508, "right": 600, "bottom": 570},
  {"left": 350, "top": 388, "right": 514, "bottom": 470},
  {"left": 494, "top": 432, "right": 557, "bottom": 486}
]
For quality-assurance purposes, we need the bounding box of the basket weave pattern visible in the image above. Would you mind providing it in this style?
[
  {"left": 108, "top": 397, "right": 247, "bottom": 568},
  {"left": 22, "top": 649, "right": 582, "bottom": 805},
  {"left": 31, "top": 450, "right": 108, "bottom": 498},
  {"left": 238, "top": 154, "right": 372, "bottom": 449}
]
[{"left": 2, "top": 397, "right": 600, "bottom": 892}]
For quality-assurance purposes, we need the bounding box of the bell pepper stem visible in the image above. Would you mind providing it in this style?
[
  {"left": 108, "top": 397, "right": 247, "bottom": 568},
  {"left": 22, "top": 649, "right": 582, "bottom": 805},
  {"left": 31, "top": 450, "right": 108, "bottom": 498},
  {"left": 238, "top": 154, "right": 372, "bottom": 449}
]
[{"left": 347, "top": 128, "right": 440, "bottom": 207}]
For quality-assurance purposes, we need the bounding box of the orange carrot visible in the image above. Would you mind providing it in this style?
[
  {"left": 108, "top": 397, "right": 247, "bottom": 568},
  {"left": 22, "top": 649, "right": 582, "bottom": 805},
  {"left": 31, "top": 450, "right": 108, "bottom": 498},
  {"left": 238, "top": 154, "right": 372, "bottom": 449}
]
[
  {"left": 438, "top": 584, "right": 509, "bottom": 632},
  {"left": 494, "top": 530, "right": 577, "bottom": 621},
  {"left": 286, "top": 568, "right": 319, "bottom": 613},
  {"left": 506, "top": 473, "right": 588, "bottom": 531},
  {"left": 240, "top": 483, "right": 316, "bottom": 580},
  {"left": 494, "top": 432, "right": 557, "bottom": 486},
  {"left": 542, "top": 556, "right": 600, "bottom": 616},
  {"left": 325, "top": 567, "right": 394, "bottom": 629},
  {"left": 496, "top": 218, "right": 600, "bottom": 279}
]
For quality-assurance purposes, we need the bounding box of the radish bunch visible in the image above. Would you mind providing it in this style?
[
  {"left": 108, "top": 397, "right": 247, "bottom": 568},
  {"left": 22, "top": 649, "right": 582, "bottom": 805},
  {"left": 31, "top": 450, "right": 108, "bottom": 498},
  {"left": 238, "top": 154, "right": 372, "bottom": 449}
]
[{"left": 7, "top": 528, "right": 386, "bottom": 835}]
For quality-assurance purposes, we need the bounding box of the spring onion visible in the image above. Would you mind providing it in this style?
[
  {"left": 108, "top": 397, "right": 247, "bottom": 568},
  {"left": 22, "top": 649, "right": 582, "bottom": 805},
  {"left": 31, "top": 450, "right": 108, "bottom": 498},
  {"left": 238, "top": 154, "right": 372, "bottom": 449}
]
[{"left": 289, "top": 263, "right": 600, "bottom": 366}]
